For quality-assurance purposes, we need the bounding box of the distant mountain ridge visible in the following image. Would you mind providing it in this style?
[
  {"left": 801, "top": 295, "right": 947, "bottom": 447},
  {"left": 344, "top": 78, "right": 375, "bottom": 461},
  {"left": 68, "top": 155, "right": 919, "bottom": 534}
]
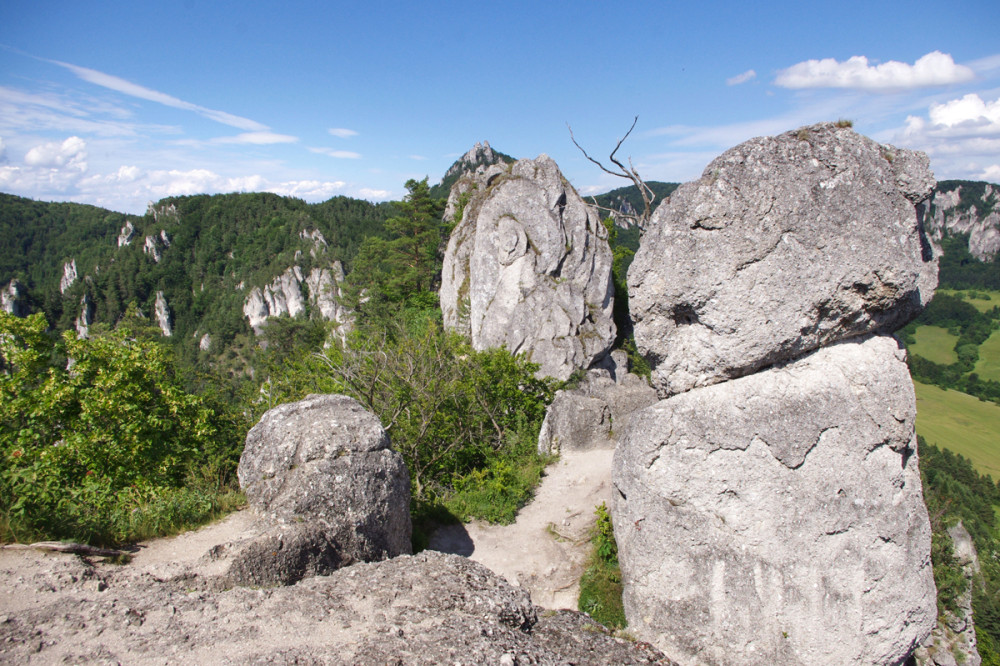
[
  {"left": 3, "top": 175, "right": 998, "bottom": 372},
  {"left": 428, "top": 142, "right": 514, "bottom": 200},
  {"left": 586, "top": 182, "right": 680, "bottom": 228}
]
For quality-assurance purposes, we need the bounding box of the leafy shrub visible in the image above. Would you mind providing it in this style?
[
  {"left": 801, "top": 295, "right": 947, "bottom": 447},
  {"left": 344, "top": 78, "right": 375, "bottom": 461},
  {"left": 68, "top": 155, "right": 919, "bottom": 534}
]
[
  {"left": 0, "top": 312, "right": 245, "bottom": 546},
  {"left": 256, "top": 308, "right": 556, "bottom": 532}
]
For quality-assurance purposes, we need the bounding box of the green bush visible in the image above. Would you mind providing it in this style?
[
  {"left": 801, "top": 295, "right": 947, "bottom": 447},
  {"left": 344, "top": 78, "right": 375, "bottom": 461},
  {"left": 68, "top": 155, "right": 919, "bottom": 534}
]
[
  {"left": 257, "top": 309, "right": 556, "bottom": 533},
  {"left": 0, "top": 312, "right": 245, "bottom": 546}
]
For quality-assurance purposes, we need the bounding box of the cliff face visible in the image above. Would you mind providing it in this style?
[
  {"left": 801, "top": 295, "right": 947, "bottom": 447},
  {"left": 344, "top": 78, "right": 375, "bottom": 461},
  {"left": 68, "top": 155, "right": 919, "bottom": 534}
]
[{"left": 927, "top": 181, "right": 1000, "bottom": 261}]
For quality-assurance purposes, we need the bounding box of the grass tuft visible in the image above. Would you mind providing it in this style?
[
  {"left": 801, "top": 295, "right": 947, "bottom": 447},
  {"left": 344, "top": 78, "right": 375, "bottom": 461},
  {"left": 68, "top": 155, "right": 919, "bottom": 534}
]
[{"left": 578, "top": 502, "right": 626, "bottom": 629}]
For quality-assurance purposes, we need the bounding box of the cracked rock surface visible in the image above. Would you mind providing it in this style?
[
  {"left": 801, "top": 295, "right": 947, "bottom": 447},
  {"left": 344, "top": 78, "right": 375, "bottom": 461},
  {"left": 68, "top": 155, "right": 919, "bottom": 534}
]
[
  {"left": 629, "top": 122, "right": 938, "bottom": 398},
  {"left": 439, "top": 154, "right": 615, "bottom": 381},
  {"left": 612, "top": 335, "right": 936, "bottom": 666},
  {"left": 0, "top": 547, "right": 672, "bottom": 665}
]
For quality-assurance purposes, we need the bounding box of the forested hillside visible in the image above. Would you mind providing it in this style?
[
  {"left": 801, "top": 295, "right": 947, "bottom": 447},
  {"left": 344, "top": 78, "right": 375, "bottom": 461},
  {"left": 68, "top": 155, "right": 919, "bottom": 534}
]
[{"left": 1, "top": 192, "right": 399, "bottom": 372}]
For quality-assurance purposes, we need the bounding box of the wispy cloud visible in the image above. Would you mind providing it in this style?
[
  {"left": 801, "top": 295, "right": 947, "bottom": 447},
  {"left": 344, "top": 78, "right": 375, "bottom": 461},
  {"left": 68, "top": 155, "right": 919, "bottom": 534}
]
[
  {"left": 408, "top": 154, "right": 427, "bottom": 161},
  {"left": 726, "top": 70, "right": 756, "bottom": 86},
  {"left": 213, "top": 132, "right": 299, "bottom": 145},
  {"left": 328, "top": 128, "right": 358, "bottom": 138},
  {"left": 309, "top": 147, "right": 362, "bottom": 159},
  {"left": 775, "top": 51, "right": 974, "bottom": 92},
  {"left": 48, "top": 58, "right": 269, "bottom": 131}
]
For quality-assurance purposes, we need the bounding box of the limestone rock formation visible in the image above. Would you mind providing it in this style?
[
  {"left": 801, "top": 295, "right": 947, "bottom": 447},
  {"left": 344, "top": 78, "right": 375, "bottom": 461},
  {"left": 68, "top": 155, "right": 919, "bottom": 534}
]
[
  {"left": 117, "top": 221, "right": 136, "bottom": 247},
  {"left": 243, "top": 263, "right": 350, "bottom": 336},
  {"left": 1, "top": 278, "right": 28, "bottom": 317},
  {"left": 612, "top": 335, "right": 936, "bottom": 665},
  {"left": 147, "top": 201, "right": 179, "bottom": 223},
  {"left": 0, "top": 548, "right": 669, "bottom": 664},
  {"left": 927, "top": 182, "right": 1000, "bottom": 261},
  {"left": 629, "top": 122, "right": 938, "bottom": 397},
  {"left": 60, "top": 259, "right": 77, "bottom": 294},
  {"left": 443, "top": 141, "right": 507, "bottom": 184},
  {"left": 306, "top": 262, "right": 352, "bottom": 332},
  {"left": 440, "top": 154, "right": 616, "bottom": 381},
  {"left": 198, "top": 333, "right": 211, "bottom": 351},
  {"left": 75, "top": 292, "right": 94, "bottom": 337},
  {"left": 915, "top": 521, "right": 982, "bottom": 666},
  {"left": 537, "top": 391, "right": 612, "bottom": 454},
  {"left": 538, "top": 368, "right": 657, "bottom": 455},
  {"left": 242, "top": 266, "right": 306, "bottom": 333},
  {"left": 154, "top": 291, "right": 172, "bottom": 337},
  {"left": 299, "top": 227, "right": 328, "bottom": 258},
  {"left": 232, "top": 394, "right": 411, "bottom": 585},
  {"left": 142, "top": 232, "right": 170, "bottom": 263}
]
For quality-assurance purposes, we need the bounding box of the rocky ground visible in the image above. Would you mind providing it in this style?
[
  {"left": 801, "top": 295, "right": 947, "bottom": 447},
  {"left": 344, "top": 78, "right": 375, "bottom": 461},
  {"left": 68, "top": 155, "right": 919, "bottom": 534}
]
[{"left": 0, "top": 447, "right": 657, "bottom": 664}]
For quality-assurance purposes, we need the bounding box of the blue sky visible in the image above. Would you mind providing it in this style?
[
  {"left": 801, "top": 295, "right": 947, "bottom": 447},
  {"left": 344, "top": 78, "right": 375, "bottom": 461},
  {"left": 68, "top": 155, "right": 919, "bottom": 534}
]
[{"left": 1, "top": 0, "right": 998, "bottom": 214}]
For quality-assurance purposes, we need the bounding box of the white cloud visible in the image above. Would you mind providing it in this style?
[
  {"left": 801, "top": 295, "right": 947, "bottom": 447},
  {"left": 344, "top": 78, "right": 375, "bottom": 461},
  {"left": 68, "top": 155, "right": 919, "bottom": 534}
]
[
  {"left": 408, "top": 154, "right": 427, "bottom": 161},
  {"left": 308, "top": 147, "right": 362, "bottom": 159},
  {"left": 213, "top": 132, "right": 299, "bottom": 145},
  {"left": 980, "top": 164, "right": 1000, "bottom": 182},
  {"left": 0, "top": 136, "right": 6, "bottom": 162},
  {"left": 49, "top": 59, "right": 268, "bottom": 131},
  {"left": 328, "top": 128, "right": 358, "bottom": 138},
  {"left": 726, "top": 70, "right": 756, "bottom": 86},
  {"left": 899, "top": 94, "right": 1000, "bottom": 144},
  {"left": 775, "top": 51, "right": 974, "bottom": 92},
  {"left": 892, "top": 93, "right": 1000, "bottom": 181},
  {"left": 927, "top": 93, "right": 1000, "bottom": 131},
  {"left": 267, "top": 180, "right": 346, "bottom": 199},
  {"left": 24, "top": 136, "right": 88, "bottom": 170},
  {"left": 358, "top": 188, "right": 391, "bottom": 200}
]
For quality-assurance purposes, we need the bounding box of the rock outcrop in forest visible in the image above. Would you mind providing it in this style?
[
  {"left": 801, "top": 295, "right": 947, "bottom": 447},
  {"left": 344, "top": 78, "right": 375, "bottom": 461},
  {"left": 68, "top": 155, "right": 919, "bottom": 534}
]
[
  {"left": 440, "top": 154, "right": 616, "bottom": 381},
  {"left": 927, "top": 181, "right": 1000, "bottom": 261},
  {"left": 613, "top": 122, "right": 939, "bottom": 665}
]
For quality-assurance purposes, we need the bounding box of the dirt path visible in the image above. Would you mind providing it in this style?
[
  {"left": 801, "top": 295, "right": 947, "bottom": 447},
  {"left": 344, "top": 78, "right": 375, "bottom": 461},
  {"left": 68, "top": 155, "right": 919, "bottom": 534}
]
[
  {"left": 0, "top": 447, "right": 615, "bottom": 620},
  {"left": 429, "top": 447, "right": 615, "bottom": 610}
]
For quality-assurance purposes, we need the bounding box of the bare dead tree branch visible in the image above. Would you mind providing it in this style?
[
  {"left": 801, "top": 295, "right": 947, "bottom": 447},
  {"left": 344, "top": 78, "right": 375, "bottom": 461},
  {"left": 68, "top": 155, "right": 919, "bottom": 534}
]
[{"left": 567, "top": 116, "right": 655, "bottom": 228}]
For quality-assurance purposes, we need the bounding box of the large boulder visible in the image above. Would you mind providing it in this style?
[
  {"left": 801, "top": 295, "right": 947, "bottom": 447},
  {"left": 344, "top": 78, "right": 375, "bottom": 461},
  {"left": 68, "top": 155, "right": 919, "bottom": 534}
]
[
  {"left": 233, "top": 394, "right": 411, "bottom": 585},
  {"left": 538, "top": 369, "right": 658, "bottom": 455},
  {"left": 612, "top": 335, "right": 936, "bottom": 665},
  {"left": 629, "top": 122, "right": 938, "bottom": 397},
  {"left": 440, "top": 154, "right": 616, "bottom": 381}
]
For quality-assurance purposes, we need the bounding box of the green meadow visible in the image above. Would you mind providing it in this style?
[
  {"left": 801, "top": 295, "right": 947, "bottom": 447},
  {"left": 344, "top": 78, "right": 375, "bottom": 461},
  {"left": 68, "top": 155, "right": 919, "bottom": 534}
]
[
  {"left": 909, "top": 325, "right": 959, "bottom": 365},
  {"left": 914, "top": 381, "right": 1000, "bottom": 479},
  {"left": 976, "top": 329, "right": 1000, "bottom": 382}
]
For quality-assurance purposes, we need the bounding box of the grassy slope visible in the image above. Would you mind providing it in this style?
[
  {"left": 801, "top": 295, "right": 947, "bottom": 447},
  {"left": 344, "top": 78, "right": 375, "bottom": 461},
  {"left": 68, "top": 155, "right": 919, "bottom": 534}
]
[
  {"left": 914, "top": 380, "right": 1000, "bottom": 479},
  {"left": 977, "top": 329, "right": 1000, "bottom": 382},
  {"left": 911, "top": 326, "right": 960, "bottom": 365}
]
